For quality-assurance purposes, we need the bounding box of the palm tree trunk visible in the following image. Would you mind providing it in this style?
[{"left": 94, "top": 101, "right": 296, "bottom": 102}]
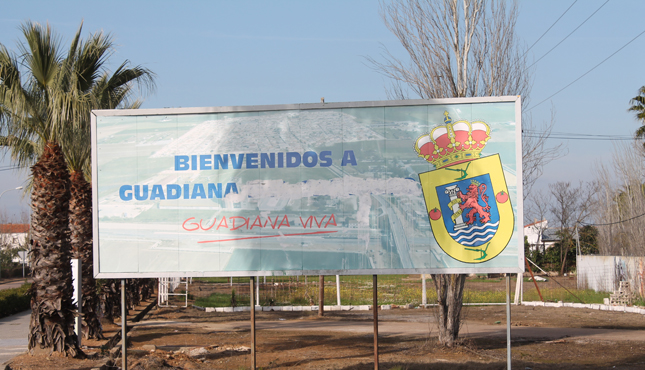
[
  {"left": 99, "top": 279, "right": 121, "bottom": 322},
  {"left": 28, "top": 142, "right": 82, "bottom": 357},
  {"left": 69, "top": 170, "right": 103, "bottom": 339}
]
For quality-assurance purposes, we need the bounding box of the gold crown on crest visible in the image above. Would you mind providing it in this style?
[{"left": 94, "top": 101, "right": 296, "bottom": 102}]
[{"left": 414, "top": 111, "right": 491, "bottom": 169}]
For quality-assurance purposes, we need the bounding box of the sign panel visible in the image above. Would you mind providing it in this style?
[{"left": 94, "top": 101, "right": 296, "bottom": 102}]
[{"left": 92, "top": 97, "right": 523, "bottom": 278}]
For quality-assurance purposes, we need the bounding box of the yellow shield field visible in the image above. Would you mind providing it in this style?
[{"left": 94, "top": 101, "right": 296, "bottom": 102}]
[{"left": 419, "top": 154, "right": 514, "bottom": 264}]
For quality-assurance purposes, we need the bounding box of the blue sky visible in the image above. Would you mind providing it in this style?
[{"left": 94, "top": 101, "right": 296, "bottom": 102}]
[{"left": 1, "top": 0, "right": 643, "bottom": 221}]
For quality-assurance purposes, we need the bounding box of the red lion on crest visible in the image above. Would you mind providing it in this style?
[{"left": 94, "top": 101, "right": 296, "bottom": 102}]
[{"left": 457, "top": 180, "right": 491, "bottom": 225}]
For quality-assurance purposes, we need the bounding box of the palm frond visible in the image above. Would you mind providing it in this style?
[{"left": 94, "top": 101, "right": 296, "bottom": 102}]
[
  {"left": 0, "top": 134, "right": 40, "bottom": 167},
  {"left": 18, "top": 21, "right": 62, "bottom": 90}
]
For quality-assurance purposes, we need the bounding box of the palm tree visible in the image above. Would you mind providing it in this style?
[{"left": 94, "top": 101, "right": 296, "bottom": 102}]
[
  {"left": 0, "top": 21, "right": 153, "bottom": 355},
  {"left": 0, "top": 21, "right": 82, "bottom": 356},
  {"left": 628, "top": 86, "right": 645, "bottom": 147},
  {"left": 67, "top": 65, "right": 153, "bottom": 340}
]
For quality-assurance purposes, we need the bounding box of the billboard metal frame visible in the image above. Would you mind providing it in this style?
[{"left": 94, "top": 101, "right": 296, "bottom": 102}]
[{"left": 92, "top": 96, "right": 523, "bottom": 278}]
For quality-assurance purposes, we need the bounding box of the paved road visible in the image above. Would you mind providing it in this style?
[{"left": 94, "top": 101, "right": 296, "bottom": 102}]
[
  {"left": 0, "top": 278, "right": 31, "bottom": 291},
  {"left": 0, "top": 310, "right": 30, "bottom": 366}
]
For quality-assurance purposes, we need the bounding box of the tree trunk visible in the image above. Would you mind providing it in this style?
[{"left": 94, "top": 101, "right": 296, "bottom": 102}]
[
  {"left": 28, "top": 142, "right": 82, "bottom": 357},
  {"left": 69, "top": 170, "right": 103, "bottom": 339},
  {"left": 99, "top": 279, "right": 121, "bottom": 322},
  {"left": 431, "top": 273, "right": 467, "bottom": 347}
]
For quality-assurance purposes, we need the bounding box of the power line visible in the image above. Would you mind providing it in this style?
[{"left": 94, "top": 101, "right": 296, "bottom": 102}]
[
  {"left": 523, "top": 135, "right": 634, "bottom": 141},
  {"left": 527, "top": 0, "right": 609, "bottom": 69},
  {"left": 582, "top": 211, "right": 645, "bottom": 226},
  {"left": 523, "top": 130, "right": 632, "bottom": 137},
  {"left": 528, "top": 27, "right": 645, "bottom": 111},
  {"left": 524, "top": 0, "right": 578, "bottom": 56},
  {"left": 522, "top": 130, "right": 636, "bottom": 141}
]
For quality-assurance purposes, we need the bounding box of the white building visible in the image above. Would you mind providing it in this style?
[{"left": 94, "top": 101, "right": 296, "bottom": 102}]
[
  {"left": 0, "top": 224, "right": 29, "bottom": 263},
  {"left": 524, "top": 220, "right": 558, "bottom": 252}
]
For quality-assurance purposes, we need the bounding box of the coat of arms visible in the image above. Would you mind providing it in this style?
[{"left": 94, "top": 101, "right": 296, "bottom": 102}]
[{"left": 416, "top": 112, "right": 514, "bottom": 263}]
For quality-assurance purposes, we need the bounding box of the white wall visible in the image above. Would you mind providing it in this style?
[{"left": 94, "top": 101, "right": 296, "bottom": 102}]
[{"left": 577, "top": 255, "right": 645, "bottom": 296}]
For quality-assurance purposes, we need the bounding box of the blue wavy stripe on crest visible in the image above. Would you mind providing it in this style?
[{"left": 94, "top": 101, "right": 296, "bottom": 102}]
[
  {"left": 455, "top": 228, "right": 497, "bottom": 243},
  {"left": 453, "top": 231, "right": 496, "bottom": 246},
  {"left": 448, "top": 222, "right": 499, "bottom": 245},
  {"left": 448, "top": 221, "right": 499, "bottom": 237}
]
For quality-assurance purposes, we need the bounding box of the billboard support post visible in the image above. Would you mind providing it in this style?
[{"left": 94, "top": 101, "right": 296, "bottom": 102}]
[
  {"left": 319, "top": 275, "right": 324, "bottom": 317},
  {"left": 373, "top": 274, "right": 378, "bottom": 370},
  {"left": 506, "top": 274, "right": 511, "bottom": 370},
  {"left": 121, "top": 279, "right": 127, "bottom": 370},
  {"left": 250, "top": 276, "right": 256, "bottom": 370},
  {"left": 336, "top": 275, "right": 341, "bottom": 306},
  {"left": 422, "top": 274, "right": 427, "bottom": 306},
  {"left": 256, "top": 275, "right": 260, "bottom": 304}
]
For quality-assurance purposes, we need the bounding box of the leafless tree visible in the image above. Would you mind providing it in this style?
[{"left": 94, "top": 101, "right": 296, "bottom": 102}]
[
  {"left": 549, "top": 181, "right": 597, "bottom": 275},
  {"left": 369, "top": 0, "right": 564, "bottom": 346},
  {"left": 594, "top": 143, "right": 645, "bottom": 256},
  {"left": 369, "top": 0, "right": 564, "bottom": 199},
  {"left": 522, "top": 108, "right": 567, "bottom": 199},
  {"left": 525, "top": 188, "right": 550, "bottom": 253},
  {"left": 370, "top": 0, "right": 529, "bottom": 99}
]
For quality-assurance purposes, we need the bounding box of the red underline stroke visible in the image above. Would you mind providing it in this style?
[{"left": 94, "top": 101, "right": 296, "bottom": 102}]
[{"left": 197, "top": 230, "right": 338, "bottom": 243}]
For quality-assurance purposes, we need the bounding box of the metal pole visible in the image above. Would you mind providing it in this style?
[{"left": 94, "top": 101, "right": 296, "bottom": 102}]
[
  {"left": 506, "top": 274, "right": 511, "bottom": 370},
  {"left": 575, "top": 224, "right": 581, "bottom": 256},
  {"left": 336, "top": 275, "right": 341, "bottom": 306},
  {"left": 250, "top": 276, "right": 256, "bottom": 370},
  {"left": 526, "top": 257, "right": 544, "bottom": 302},
  {"left": 318, "top": 275, "right": 324, "bottom": 317},
  {"left": 121, "top": 279, "right": 127, "bottom": 370},
  {"left": 373, "top": 274, "right": 378, "bottom": 370},
  {"left": 421, "top": 274, "right": 427, "bottom": 306},
  {"left": 514, "top": 273, "right": 522, "bottom": 305},
  {"left": 256, "top": 275, "right": 260, "bottom": 305}
]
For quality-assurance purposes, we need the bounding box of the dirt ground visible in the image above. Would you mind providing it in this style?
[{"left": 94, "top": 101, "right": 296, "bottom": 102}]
[{"left": 7, "top": 277, "right": 645, "bottom": 370}]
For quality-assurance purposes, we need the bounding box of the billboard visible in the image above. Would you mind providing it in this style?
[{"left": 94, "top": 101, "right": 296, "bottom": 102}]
[{"left": 91, "top": 97, "right": 523, "bottom": 278}]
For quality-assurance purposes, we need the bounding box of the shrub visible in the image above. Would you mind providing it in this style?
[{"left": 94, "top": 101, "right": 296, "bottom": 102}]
[{"left": 0, "top": 283, "right": 31, "bottom": 318}]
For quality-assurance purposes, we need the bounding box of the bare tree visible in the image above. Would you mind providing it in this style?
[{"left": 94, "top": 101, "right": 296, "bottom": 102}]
[
  {"left": 368, "top": 0, "right": 559, "bottom": 346},
  {"left": 525, "top": 188, "right": 550, "bottom": 254},
  {"left": 594, "top": 142, "right": 645, "bottom": 256},
  {"left": 522, "top": 108, "right": 567, "bottom": 199},
  {"left": 549, "top": 181, "right": 597, "bottom": 275},
  {"left": 370, "top": 0, "right": 529, "bottom": 100}
]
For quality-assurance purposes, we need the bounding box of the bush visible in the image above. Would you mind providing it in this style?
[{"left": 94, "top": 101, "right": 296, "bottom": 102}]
[{"left": 0, "top": 283, "right": 31, "bottom": 318}]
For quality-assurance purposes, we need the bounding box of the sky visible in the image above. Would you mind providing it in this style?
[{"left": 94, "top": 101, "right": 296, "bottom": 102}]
[{"left": 0, "top": 0, "right": 643, "bottom": 222}]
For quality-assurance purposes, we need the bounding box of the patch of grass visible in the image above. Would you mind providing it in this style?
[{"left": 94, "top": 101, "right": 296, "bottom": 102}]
[
  {"left": 523, "top": 288, "right": 609, "bottom": 304},
  {"left": 463, "top": 289, "right": 506, "bottom": 304},
  {"left": 0, "top": 283, "right": 31, "bottom": 318},
  {"left": 193, "top": 275, "right": 614, "bottom": 308},
  {"left": 194, "top": 277, "right": 242, "bottom": 284},
  {"left": 194, "top": 292, "right": 250, "bottom": 308}
]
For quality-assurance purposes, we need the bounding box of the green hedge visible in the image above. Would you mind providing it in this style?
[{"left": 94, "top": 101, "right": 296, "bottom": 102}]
[{"left": 0, "top": 283, "right": 31, "bottom": 319}]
